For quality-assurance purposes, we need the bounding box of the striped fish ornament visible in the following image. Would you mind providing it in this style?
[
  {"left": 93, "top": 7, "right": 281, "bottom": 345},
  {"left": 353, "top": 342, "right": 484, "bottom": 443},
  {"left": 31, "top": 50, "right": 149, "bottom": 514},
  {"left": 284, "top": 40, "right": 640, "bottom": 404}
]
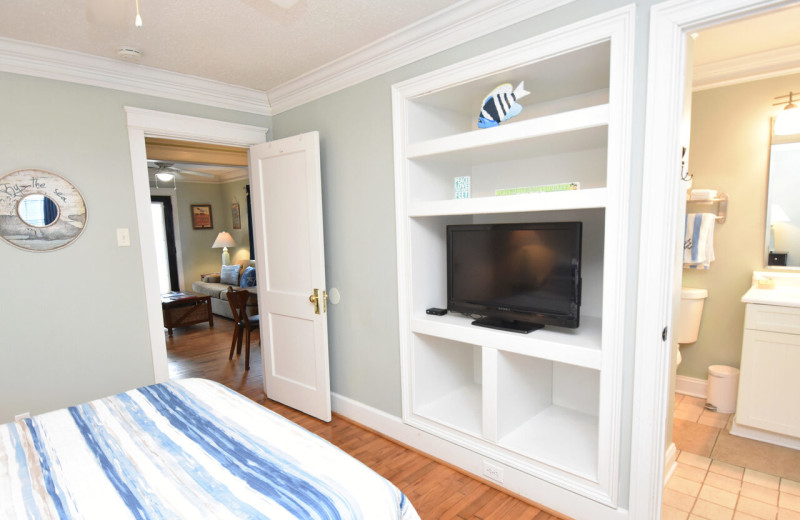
[{"left": 477, "top": 81, "right": 530, "bottom": 128}]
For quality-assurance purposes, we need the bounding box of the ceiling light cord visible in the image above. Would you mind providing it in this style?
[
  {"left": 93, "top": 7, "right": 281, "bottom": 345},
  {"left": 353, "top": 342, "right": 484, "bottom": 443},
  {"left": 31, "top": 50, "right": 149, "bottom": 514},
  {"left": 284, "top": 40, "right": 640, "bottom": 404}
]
[{"left": 135, "top": 0, "right": 143, "bottom": 27}]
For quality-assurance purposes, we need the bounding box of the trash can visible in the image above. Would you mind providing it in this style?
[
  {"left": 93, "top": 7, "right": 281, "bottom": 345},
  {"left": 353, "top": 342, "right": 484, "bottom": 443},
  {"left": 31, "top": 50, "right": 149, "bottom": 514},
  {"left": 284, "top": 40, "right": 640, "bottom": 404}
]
[{"left": 705, "top": 365, "right": 740, "bottom": 413}]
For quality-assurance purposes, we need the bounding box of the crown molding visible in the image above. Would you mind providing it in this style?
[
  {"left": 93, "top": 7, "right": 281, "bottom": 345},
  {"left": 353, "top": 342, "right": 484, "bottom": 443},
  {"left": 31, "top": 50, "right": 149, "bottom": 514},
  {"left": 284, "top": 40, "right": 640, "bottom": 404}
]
[
  {"left": 1, "top": 0, "right": 572, "bottom": 117},
  {"left": 693, "top": 43, "right": 800, "bottom": 91},
  {"left": 0, "top": 36, "right": 270, "bottom": 115},
  {"left": 265, "top": 0, "right": 574, "bottom": 114}
]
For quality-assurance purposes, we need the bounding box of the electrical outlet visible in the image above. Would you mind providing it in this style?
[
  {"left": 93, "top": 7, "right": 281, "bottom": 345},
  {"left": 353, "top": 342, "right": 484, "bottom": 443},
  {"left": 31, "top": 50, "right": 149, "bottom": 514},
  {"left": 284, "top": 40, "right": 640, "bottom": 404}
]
[
  {"left": 483, "top": 461, "right": 504, "bottom": 483},
  {"left": 14, "top": 412, "right": 30, "bottom": 421}
]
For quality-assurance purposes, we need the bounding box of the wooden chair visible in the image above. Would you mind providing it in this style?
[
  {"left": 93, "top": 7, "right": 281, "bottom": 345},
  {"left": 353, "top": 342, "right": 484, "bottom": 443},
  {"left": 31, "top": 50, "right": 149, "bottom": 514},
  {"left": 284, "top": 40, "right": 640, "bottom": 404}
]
[{"left": 226, "top": 287, "right": 259, "bottom": 370}]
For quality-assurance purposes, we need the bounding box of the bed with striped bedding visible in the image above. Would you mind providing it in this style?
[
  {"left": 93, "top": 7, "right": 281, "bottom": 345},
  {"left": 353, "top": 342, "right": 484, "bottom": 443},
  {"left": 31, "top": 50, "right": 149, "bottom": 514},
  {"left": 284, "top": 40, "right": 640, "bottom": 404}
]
[{"left": 0, "top": 378, "right": 419, "bottom": 519}]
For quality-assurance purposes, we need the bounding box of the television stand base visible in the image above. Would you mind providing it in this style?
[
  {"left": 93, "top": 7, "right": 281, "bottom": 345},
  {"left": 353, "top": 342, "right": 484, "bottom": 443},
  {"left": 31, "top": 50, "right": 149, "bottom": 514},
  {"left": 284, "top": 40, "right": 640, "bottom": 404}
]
[{"left": 471, "top": 317, "right": 543, "bottom": 334}]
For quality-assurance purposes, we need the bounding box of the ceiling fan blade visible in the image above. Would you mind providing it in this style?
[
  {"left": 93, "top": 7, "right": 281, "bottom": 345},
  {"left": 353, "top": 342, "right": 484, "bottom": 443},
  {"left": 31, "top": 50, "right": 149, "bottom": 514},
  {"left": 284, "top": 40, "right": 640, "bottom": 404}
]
[{"left": 177, "top": 169, "right": 217, "bottom": 178}]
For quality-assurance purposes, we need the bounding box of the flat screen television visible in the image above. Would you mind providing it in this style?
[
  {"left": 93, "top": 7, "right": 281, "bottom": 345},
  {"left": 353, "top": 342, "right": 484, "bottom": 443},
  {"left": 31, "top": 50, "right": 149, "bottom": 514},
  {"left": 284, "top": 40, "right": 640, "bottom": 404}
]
[{"left": 447, "top": 222, "right": 582, "bottom": 333}]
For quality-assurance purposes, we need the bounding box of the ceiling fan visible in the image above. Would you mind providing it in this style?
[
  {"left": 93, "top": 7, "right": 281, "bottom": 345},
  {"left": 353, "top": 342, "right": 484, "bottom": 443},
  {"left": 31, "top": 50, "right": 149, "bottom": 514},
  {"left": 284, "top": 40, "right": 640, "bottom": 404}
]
[{"left": 148, "top": 161, "right": 216, "bottom": 182}]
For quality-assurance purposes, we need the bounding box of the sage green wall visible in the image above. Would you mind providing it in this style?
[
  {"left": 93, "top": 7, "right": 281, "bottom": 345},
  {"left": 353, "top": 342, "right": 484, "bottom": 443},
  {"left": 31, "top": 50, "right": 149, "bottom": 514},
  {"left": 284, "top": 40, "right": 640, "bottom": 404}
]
[
  {"left": 678, "top": 72, "right": 800, "bottom": 380},
  {"left": 0, "top": 71, "right": 269, "bottom": 422},
  {"left": 174, "top": 181, "right": 227, "bottom": 288},
  {"left": 219, "top": 179, "right": 251, "bottom": 265},
  {"left": 272, "top": 6, "right": 659, "bottom": 506}
]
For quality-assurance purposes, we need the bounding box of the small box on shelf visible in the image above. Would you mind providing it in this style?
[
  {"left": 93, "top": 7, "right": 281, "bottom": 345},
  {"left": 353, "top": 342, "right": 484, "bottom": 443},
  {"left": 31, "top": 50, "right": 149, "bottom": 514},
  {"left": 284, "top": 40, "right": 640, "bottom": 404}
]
[{"left": 454, "top": 176, "right": 471, "bottom": 199}]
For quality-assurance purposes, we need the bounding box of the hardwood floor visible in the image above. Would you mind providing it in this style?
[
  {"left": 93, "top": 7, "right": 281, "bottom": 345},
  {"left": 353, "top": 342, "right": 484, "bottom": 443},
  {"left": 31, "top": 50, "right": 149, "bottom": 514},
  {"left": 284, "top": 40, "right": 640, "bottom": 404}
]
[{"left": 166, "top": 318, "right": 568, "bottom": 520}]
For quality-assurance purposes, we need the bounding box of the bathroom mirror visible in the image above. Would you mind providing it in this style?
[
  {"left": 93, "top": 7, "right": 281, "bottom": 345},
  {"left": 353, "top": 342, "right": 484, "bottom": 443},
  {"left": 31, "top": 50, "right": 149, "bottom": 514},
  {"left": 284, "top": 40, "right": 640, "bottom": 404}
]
[{"left": 765, "top": 133, "right": 800, "bottom": 268}]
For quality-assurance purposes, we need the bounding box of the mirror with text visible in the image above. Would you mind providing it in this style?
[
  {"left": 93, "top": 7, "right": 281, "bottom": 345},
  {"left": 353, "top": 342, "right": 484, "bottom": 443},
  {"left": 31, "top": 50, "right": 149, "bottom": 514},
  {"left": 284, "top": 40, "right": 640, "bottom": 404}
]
[{"left": 765, "top": 134, "right": 800, "bottom": 268}]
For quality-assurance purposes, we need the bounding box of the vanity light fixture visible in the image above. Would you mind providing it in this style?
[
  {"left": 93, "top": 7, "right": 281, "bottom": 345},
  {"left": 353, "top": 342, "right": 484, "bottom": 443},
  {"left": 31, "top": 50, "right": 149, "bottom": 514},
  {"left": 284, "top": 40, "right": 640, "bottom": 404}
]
[{"left": 774, "top": 91, "right": 800, "bottom": 135}]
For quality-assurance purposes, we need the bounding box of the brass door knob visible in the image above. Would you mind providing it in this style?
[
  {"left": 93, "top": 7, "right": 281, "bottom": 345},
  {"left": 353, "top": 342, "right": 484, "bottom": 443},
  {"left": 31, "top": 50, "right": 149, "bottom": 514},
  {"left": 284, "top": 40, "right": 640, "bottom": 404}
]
[{"left": 309, "top": 289, "right": 327, "bottom": 314}]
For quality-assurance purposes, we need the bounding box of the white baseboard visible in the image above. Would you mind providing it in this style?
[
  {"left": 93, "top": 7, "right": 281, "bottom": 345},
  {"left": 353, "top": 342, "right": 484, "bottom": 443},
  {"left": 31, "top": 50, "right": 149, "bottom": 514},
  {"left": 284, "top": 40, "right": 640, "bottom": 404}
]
[
  {"left": 675, "top": 375, "right": 707, "bottom": 398},
  {"left": 330, "top": 392, "right": 628, "bottom": 520}
]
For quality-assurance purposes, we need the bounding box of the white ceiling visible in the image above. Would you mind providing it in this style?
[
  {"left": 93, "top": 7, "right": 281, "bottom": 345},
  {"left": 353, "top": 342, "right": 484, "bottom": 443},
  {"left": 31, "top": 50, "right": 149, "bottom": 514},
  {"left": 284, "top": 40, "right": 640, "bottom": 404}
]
[{"left": 0, "top": 0, "right": 462, "bottom": 92}]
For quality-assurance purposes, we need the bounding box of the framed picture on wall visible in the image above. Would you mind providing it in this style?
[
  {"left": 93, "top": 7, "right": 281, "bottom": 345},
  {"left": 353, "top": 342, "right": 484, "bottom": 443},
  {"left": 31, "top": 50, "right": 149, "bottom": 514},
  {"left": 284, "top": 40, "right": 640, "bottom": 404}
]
[
  {"left": 232, "top": 202, "right": 241, "bottom": 229},
  {"left": 191, "top": 204, "right": 213, "bottom": 229}
]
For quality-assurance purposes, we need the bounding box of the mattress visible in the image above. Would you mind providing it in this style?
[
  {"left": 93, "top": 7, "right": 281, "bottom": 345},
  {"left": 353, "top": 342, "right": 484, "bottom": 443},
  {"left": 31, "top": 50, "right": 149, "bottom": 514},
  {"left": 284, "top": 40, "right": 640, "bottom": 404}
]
[{"left": 0, "top": 378, "right": 419, "bottom": 519}]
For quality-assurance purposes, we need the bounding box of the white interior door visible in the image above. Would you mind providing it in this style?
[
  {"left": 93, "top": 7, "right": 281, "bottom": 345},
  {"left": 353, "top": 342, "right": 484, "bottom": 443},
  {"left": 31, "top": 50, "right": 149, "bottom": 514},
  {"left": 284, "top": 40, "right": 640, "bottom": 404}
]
[{"left": 249, "top": 131, "right": 331, "bottom": 422}]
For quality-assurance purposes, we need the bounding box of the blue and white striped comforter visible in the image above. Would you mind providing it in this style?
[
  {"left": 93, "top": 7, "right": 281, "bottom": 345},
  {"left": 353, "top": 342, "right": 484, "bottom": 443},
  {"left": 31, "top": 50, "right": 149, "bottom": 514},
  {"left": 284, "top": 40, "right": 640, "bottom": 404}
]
[{"left": 0, "top": 379, "right": 420, "bottom": 519}]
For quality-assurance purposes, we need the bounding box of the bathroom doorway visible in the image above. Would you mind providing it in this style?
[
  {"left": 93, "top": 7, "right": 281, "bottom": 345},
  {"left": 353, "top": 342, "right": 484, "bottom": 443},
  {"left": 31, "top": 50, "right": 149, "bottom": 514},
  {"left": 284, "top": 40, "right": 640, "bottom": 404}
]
[{"left": 640, "top": 2, "right": 800, "bottom": 518}]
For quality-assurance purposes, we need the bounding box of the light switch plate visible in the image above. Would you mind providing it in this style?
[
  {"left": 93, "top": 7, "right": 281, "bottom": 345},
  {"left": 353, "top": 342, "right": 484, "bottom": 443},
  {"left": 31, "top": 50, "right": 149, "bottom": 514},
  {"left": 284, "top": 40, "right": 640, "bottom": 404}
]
[{"left": 117, "top": 228, "right": 131, "bottom": 247}]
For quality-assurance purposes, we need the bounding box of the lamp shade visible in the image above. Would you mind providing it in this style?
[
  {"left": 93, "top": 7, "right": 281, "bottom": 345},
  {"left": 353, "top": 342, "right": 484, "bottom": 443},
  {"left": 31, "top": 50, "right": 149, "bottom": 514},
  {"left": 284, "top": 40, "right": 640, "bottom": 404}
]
[
  {"left": 771, "top": 204, "right": 791, "bottom": 224},
  {"left": 212, "top": 231, "right": 236, "bottom": 249}
]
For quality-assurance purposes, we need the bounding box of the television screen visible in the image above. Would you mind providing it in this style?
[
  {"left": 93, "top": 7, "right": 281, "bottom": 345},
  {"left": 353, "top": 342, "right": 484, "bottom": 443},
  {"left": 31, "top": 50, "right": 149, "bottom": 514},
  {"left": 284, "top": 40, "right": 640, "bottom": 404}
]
[{"left": 447, "top": 222, "right": 582, "bottom": 332}]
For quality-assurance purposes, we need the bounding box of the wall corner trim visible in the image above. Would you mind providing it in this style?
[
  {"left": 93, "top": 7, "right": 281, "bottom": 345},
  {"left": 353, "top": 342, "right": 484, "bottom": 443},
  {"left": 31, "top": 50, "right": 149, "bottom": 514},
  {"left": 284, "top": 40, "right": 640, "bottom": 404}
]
[
  {"left": 694, "top": 43, "right": 800, "bottom": 91},
  {"left": 265, "top": 0, "right": 575, "bottom": 114},
  {"left": 0, "top": 36, "right": 271, "bottom": 115},
  {"left": 1, "top": 0, "right": 573, "bottom": 117}
]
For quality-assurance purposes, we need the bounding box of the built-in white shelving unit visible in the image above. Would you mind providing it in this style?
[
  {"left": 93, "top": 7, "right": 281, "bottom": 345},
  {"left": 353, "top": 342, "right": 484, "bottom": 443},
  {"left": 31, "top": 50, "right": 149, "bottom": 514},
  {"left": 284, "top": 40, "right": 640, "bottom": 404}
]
[{"left": 392, "top": 8, "right": 634, "bottom": 515}]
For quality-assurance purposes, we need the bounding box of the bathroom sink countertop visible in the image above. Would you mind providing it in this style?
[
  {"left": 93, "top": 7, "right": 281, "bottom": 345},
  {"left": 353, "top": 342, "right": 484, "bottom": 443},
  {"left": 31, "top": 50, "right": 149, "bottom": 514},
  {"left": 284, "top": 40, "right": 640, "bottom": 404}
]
[{"left": 742, "top": 273, "right": 800, "bottom": 308}]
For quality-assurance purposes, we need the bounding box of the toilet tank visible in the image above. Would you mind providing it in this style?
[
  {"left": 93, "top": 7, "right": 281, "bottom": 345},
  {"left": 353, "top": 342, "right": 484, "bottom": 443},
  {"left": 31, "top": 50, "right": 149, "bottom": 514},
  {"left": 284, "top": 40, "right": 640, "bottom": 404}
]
[{"left": 678, "top": 287, "right": 708, "bottom": 344}]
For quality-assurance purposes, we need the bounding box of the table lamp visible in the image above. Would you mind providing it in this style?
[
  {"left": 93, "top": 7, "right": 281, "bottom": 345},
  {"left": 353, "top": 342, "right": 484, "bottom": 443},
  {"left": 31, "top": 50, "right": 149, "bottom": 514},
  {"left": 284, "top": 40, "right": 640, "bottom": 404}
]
[{"left": 212, "top": 231, "right": 236, "bottom": 266}]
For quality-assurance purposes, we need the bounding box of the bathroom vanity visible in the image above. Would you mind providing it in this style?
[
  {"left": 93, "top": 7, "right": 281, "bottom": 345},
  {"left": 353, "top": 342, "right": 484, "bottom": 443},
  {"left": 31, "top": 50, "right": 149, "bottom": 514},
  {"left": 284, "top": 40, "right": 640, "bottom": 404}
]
[{"left": 733, "top": 272, "right": 800, "bottom": 450}]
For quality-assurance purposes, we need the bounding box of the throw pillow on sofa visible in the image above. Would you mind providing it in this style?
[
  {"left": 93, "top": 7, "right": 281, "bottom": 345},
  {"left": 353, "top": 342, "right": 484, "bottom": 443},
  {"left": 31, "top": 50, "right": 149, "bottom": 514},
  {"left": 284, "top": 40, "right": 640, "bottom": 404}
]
[
  {"left": 240, "top": 266, "right": 256, "bottom": 288},
  {"left": 220, "top": 264, "right": 239, "bottom": 285}
]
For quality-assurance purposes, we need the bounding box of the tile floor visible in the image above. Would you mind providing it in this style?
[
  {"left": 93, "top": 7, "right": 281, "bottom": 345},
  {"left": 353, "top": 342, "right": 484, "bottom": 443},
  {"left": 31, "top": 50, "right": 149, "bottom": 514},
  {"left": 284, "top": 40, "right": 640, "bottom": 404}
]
[{"left": 664, "top": 394, "right": 800, "bottom": 519}]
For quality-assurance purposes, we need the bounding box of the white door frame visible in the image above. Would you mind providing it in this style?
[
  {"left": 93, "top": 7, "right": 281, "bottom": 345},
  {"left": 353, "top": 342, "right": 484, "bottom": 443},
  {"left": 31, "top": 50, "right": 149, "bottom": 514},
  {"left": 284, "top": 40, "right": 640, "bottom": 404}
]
[
  {"left": 125, "top": 107, "right": 268, "bottom": 382},
  {"left": 630, "top": 0, "right": 797, "bottom": 517}
]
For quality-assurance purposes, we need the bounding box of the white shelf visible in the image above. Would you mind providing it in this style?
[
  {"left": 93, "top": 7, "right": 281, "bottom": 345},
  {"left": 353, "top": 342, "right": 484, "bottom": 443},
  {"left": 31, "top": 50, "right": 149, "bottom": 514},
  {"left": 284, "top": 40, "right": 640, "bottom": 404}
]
[
  {"left": 414, "top": 383, "right": 482, "bottom": 437},
  {"left": 407, "top": 105, "right": 609, "bottom": 162},
  {"left": 411, "top": 314, "right": 602, "bottom": 370},
  {"left": 393, "top": 14, "right": 633, "bottom": 506},
  {"left": 499, "top": 405, "right": 598, "bottom": 480},
  {"left": 408, "top": 187, "right": 607, "bottom": 217}
]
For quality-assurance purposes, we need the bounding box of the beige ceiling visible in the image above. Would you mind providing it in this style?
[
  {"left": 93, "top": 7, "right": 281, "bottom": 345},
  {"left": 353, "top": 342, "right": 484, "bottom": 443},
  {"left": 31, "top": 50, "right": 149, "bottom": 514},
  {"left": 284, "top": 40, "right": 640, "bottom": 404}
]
[
  {"left": 693, "top": 4, "right": 800, "bottom": 66},
  {"left": 0, "top": 0, "right": 461, "bottom": 92}
]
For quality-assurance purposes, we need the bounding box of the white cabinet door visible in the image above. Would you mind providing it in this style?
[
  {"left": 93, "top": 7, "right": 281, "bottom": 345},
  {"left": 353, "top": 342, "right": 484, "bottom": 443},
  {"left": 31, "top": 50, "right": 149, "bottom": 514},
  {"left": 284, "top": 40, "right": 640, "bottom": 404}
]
[
  {"left": 249, "top": 131, "right": 331, "bottom": 422},
  {"left": 737, "top": 328, "right": 800, "bottom": 438}
]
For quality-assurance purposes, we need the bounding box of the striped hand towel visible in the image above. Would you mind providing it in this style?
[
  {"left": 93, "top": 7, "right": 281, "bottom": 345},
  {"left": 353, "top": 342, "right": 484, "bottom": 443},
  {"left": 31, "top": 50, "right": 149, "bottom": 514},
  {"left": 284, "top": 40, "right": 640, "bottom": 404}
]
[{"left": 684, "top": 213, "right": 716, "bottom": 269}]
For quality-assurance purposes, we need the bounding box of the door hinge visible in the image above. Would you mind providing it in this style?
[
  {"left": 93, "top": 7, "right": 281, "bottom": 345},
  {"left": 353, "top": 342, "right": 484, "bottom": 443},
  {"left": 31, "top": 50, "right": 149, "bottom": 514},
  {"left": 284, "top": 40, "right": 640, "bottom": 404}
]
[{"left": 662, "top": 327, "right": 668, "bottom": 341}]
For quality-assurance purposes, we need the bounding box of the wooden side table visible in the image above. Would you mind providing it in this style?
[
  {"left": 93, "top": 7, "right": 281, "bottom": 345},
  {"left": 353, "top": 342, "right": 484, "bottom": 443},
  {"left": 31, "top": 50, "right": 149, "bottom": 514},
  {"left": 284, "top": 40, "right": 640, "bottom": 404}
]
[{"left": 161, "top": 292, "right": 214, "bottom": 336}]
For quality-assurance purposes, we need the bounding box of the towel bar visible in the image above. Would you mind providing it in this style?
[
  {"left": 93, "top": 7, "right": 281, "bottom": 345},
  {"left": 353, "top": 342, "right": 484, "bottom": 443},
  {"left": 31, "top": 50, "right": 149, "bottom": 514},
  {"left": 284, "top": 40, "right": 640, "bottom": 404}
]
[{"left": 686, "top": 192, "right": 727, "bottom": 224}]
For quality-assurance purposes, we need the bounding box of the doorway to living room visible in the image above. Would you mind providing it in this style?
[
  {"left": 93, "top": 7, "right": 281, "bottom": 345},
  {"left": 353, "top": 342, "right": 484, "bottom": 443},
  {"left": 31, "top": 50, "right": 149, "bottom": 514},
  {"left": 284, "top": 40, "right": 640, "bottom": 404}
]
[
  {"left": 145, "top": 137, "right": 253, "bottom": 298},
  {"left": 124, "top": 106, "right": 268, "bottom": 383}
]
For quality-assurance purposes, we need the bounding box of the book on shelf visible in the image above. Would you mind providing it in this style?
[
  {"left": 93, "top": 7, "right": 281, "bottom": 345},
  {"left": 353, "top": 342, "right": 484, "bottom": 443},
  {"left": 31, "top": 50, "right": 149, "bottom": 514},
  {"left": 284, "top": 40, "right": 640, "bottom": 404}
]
[{"left": 495, "top": 182, "right": 580, "bottom": 196}]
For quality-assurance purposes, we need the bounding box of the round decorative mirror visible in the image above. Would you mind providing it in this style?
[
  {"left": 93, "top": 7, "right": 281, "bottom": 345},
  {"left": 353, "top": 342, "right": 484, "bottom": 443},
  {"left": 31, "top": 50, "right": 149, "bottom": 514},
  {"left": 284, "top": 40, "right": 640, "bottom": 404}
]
[{"left": 0, "top": 169, "right": 87, "bottom": 251}]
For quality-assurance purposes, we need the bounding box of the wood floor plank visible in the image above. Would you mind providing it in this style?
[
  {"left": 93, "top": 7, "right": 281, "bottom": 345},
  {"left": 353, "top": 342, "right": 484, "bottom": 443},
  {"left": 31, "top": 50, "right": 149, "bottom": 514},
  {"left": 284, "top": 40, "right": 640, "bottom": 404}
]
[{"left": 165, "top": 317, "right": 569, "bottom": 519}]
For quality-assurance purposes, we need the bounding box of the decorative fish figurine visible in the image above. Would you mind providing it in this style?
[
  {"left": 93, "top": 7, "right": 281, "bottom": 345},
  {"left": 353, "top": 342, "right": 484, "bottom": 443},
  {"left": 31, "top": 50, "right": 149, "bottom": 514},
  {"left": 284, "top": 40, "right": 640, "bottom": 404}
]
[{"left": 477, "top": 81, "right": 530, "bottom": 128}]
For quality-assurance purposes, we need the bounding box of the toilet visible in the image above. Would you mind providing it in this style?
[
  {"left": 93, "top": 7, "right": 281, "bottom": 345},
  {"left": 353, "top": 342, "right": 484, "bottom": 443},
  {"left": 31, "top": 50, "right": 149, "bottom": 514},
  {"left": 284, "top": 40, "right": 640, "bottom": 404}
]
[{"left": 676, "top": 287, "right": 708, "bottom": 365}]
